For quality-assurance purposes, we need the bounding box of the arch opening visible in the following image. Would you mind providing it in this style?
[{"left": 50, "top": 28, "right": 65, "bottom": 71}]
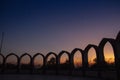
[
  {"left": 60, "top": 53, "right": 69, "bottom": 65},
  {"left": 88, "top": 48, "right": 97, "bottom": 67},
  {"left": 45, "top": 53, "right": 57, "bottom": 74},
  {"left": 33, "top": 55, "right": 43, "bottom": 69},
  {"left": 5, "top": 54, "right": 18, "bottom": 73},
  {"left": 103, "top": 42, "right": 115, "bottom": 65},
  {"left": 20, "top": 54, "right": 32, "bottom": 73},
  {"left": 73, "top": 51, "right": 82, "bottom": 68},
  {"left": 59, "top": 52, "right": 70, "bottom": 72},
  {"left": 46, "top": 54, "right": 56, "bottom": 65}
]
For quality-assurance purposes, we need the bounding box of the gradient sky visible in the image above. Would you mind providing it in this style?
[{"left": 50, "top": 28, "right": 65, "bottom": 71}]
[{"left": 0, "top": 0, "right": 120, "bottom": 56}]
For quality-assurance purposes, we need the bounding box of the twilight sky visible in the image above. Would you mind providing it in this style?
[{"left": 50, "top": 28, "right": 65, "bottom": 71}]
[{"left": 0, "top": 0, "right": 120, "bottom": 56}]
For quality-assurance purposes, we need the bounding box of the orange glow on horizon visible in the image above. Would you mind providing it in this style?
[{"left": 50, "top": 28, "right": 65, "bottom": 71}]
[{"left": 104, "top": 42, "right": 115, "bottom": 64}]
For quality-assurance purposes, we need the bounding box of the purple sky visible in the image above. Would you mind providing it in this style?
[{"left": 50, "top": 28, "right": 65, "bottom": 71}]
[{"left": 0, "top": 0, "right": 120, "bottom": 56}]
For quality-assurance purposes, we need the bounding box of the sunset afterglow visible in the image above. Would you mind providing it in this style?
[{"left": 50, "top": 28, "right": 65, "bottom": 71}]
[{"left": 0, "top": 0, "right": 120, "bottom": 66}]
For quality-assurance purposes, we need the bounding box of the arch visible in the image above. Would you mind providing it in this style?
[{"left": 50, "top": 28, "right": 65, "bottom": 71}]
[
  {"left": 19, "top": 53, "right": 33, "bottom": 73},
  {"left": 4, "top": 53, "right": 19, "bottom": 72},
  {"left": 33, "top": 53, "right": 45, "bottom": 60},
  {"left": 103, "top": 42, "right": 115, "bottom": 64},
  {"left": 5, "top": 53, "right": 19, "bottom": 65},
  {"left": 71, "top": 48, "right": 83, "bottom": 56},
  {"left": 19, "top": 53, "right": 32, "bottom": 70},
  {"left": 58, "top": 50, "right": 71, "bottom": 64},
  {"left": 58, "top": 50, "right": 71, "bottom": 74},
  {"left": 84, "top": 44, "right": 98, "bottom": 67},
  {"left": 45, "top": 52, "right": 58, "bottom": 74},
  {"left": 45, "top": 52, "right": 58, "bottom": 67},
  {"left": 45, "top": 52, "right": 57, "bottom": 63},
  {"left": 45, "top": 52, "right": 57, "bottom": 61},
  {"left": 71, "top": 48, "right": 83, "bottom": 68},
  {"left": 33, "top": 53, "right": 45, "bottom": 67},
  {"left": 20, "top": 53, "right": 32, "bottom": 63},
  {"left": 98, "top": 38, "right": 117, "bottom": 64},
  {"left": 115, "top": 31, "right": 120, "bottom": 62}
]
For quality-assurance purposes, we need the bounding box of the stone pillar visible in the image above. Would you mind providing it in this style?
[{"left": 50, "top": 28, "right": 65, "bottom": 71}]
[
  {"left": 116, "top": 32, "right": 120, "bottom": 80},
  {"left": 82, "top": 51, "right": 88, "bottom": 77}
]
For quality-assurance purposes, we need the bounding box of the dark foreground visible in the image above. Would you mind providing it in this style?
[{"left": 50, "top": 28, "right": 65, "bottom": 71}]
[{"left": 0, "top": 74, "right": 102, "bottom": 80}]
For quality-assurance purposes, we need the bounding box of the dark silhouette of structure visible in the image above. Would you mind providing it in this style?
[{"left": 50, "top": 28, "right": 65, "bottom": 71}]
[{"left": 0, "top": 32, "right": 120, "bottom": 80}]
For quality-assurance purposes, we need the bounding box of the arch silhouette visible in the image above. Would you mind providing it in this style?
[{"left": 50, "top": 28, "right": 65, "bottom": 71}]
[
  {"left": 98, "top": 38, "right": 119, "bottom": 78},
  {"left": 84, "top": 44, "right": 99, "bottom": 67},
  {"left": 4, "top": 53, "right": 19, "bottom": 72},
  {"left": 99, "top": 38, "right": 117, "bottom": 64},
  {"left": 115, "top": 31, "right": 120, "bottom": 63},
  {"left": 20, "top": 53, "right": 32, "bottom": 63},
  {"left": 45, "top": 52, "right": 58, "bottom": 74},
  {"left": 45, "top": 52, "right": 58, "bottom": 64},
  {"left": 58, "top": 50, "right": 71, "bottom": 64},
  {"left": 115, "top": 31, "right": 120, "bottom": 80},
  {"left": 5, "top": 53, "right": 19, "bottom": 64},
  {"left": 58, "top": 50, "right": 72, "bottom": 74},
  {"left": 33, "top": 53, "right": 45, "bottom": 68},
  {"left": 0, "top": 32, "right": 119, "bottom": 79},
  {"left": 19, "top": 53, "right": 32, "bottom": 73},
  {"left": 71, "top": 48, "right": 83, "bottom": 68}
]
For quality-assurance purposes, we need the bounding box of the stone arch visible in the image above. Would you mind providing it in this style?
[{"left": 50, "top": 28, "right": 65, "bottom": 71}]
[
  {"left": 4, "top": 53, "right": 19, "bottom": 72},
  {"left": 115, "top": 31, "right": 120, "bottom": 80},
  {"left": 115, "top": 31, "right": 120, "bottom": 63},
  {"left": 98, "top": 38, "right": 119, "bottom": 79},
  {"left": 19, "top": 53, "right": 32, "bottom": 72},
  {"left": 5, "top": 53, "right": 19, "bottom": 65},
  {"left": 20, "top": 53, "right": 32, "bottom": 64},
  {"left": 58, "top": 50, "right": 71, "bottom": 74},
  {"left": 58, "top": 50, "right": 71, "bottom": 64},
  {"left": 45, "top": 52, "right": 58, "bottom": 65},
  {"left": 45, "top": 52, "right": 58, "bottom": 74},
  {"left": 33, "top": 53, "right": 45, "bottom": 68},
  {"left": 71, "top": 48, "right": 83, "bottom": 68},
  {"left": 84, "top": 44, "right": 99, "bottom": 67},
  {"left": 98, "top": 38, "right": 117, "bottom": 64}
]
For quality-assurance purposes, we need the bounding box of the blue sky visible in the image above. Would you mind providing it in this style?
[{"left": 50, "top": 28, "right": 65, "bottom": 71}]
[{"left": 0, "top": 0, "right": 120, "bottom": 56}]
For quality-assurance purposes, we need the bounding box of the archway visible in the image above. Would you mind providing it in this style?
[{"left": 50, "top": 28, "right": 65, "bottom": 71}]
[
  {"left": 71, "top": 48, "right": 83, "bottom": 75},
  {"left": 19, "top": 53, "right": 32, "bottom": 73},
  {"left": 99, "top": 38, "right": 117, "bottom": 66},
  {"left": 33, "top": 53, "right": 45, "bottom": 73},
  {"left": 58, "top": 51, "right": 71, "bottom": 74},
  {"left": 84, "top": 44, "right": 99, "bottom": 77},
  {"left": 5, "top": 53, "right": 19, "bottom": 73},
  {"left": 33, "top": 53, "right": 45, "bottom": 68},
  {"left": 88, "top": 48, "right": 97, "bottom": 67},
  {"left": 71, "top": 48, "right": 83, "bottom": 68},
  {"left": 98, "top": 38, "right": 117, "bottom": 78},
  {"left": 104, "top": 42, "right": 115, "bottom": 65},
  {"left": 45, "top": 52, "right": 57, "bottom": 74}
]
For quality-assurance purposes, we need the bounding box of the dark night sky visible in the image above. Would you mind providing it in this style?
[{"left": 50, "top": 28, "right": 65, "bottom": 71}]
[{"left": 0, "top": 0, "right": 120, "bottom": 56}]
